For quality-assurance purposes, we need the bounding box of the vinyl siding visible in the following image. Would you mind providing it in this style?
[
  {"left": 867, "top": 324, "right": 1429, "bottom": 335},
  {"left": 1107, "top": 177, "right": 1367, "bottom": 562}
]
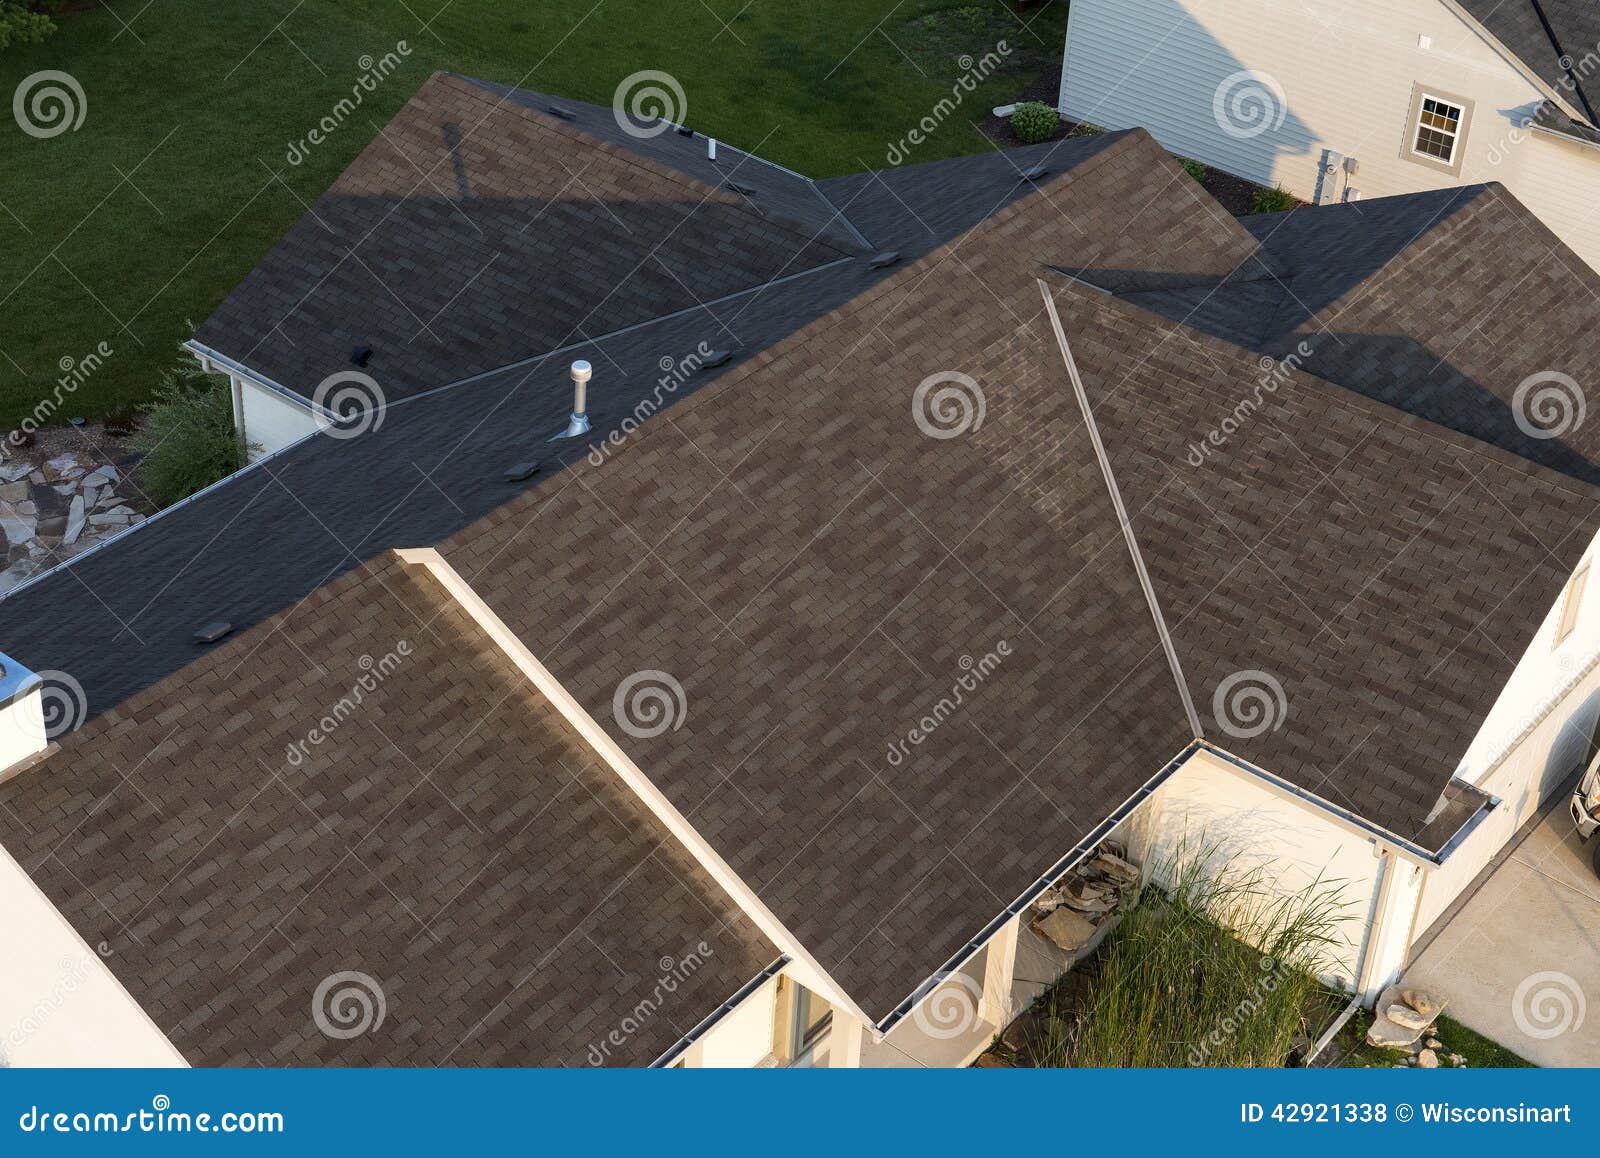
[{"left": 1060, "top": 0, "right": 1600, "bottom": 269}]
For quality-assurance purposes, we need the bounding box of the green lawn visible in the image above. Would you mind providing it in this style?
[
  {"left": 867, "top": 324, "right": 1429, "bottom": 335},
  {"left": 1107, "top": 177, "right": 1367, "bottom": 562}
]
[
  {"left": 0, "top": 0, "right": 1068, "bottom": 427},
  {"left": 1343, "top": 1012, "right": 1536, "bottom": 1069}
]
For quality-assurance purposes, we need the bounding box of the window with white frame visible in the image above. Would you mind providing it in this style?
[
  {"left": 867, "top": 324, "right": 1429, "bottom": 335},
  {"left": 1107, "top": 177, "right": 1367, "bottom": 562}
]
[
  {"left": 1412, "top": 93, "right": 1464, "bottom": 163},
  {"left": 1557, "top": 564, "right": 1589, "bottom": 646}
]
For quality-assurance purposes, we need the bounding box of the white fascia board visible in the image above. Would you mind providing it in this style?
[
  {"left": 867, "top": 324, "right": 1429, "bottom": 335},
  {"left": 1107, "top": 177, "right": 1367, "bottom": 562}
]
[
  {"left": 182, "top": 340, "right": 330, "bottom": 420},
  {"left": 1437, "top": 0, "right": 1593, "bottom": 123},
  {"left": 393, "top": 547, "right": 882, "bottom": 1038}
]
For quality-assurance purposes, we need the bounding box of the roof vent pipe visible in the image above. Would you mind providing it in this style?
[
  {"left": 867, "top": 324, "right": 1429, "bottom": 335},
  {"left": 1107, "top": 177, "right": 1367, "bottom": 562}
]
[
  {"left": 707, "top": 138, "right": 717, "bottom": 162},
  {"left": 551, "top": 360, "right": 593, "bottom": 440}
]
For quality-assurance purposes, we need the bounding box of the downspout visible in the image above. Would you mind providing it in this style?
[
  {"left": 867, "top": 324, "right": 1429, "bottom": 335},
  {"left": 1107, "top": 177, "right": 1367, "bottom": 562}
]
[{"left": 1354, "top": 845, "right": 1400, "bottom": 1003}]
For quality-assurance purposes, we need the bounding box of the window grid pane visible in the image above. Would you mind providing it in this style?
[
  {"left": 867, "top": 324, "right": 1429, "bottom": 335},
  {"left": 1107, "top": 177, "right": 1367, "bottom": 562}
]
[{"left": 1414, "top": 96, "right": 1462, "bottom": 162}]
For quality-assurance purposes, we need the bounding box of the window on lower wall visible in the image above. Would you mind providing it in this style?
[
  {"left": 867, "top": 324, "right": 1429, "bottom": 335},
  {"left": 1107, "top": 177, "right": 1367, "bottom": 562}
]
[
  {"left": 1402, "top": 83, "right": 1471, "bottom": 175},
  {"left": 1557, "top": 563, "right": 1590, "bottom": 646}
]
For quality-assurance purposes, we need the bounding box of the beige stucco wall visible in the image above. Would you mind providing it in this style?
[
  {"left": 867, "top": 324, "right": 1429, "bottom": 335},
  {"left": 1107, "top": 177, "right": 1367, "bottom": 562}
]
[
  {"left": 0, "top": 843, "right": 185, "bottom": 1067},
  {"left": 1061, "top": 0, "right": 1600, "bottom": 269}
]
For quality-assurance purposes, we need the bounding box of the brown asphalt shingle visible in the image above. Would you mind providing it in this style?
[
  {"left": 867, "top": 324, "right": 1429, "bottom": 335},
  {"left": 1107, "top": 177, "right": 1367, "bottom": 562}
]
[
  {"left": 194, "top": 72, "right": 854, "bottom": 403},
  {"left": 0, "top": 555, "right": 773, "bottom": 1065},
  {"left": 1053, "top": 277, "right": 1600, "bottom": 834}
]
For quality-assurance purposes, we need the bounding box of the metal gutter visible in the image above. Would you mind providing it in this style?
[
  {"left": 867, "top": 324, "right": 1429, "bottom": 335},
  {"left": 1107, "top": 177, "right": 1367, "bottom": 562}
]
[
  {"left": 650, "top": 956, "right": 789, "bottom": 1068},
  {"left": 182, "top": 339, "right": 334, "bottom": 421},
  {"left": 1198, "top": 741, "right": 1495, "bottom": 867}
]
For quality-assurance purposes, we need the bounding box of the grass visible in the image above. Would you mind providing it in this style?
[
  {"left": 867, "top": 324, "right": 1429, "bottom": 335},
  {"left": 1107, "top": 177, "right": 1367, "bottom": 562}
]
[
  {"left": 1343, "top": 1011, "right": 1536, "bottom": 1069},
  {"left": 1251, "top": 184, "right": 1299, "bottom": 213},
  {"left": 0, "top": 0, "right": 1069, "bottom": 427},
  {"left": 1024, "top": 851, "right": 1350, "bottom": 1068}
]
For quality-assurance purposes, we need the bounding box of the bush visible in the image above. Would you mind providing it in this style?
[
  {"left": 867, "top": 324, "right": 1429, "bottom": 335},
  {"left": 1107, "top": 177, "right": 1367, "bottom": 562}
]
[
  {"left": 130, "top": 357, "right": 251, "bottom": 506},
  {"left": 1180, "top": 157, "right": 1209, "bottom": 182},
  {"left": 1010, "top": 101, "right": 1059, "bottom": 144},
  {"left": 0, "top": 1, "right": 60, "bottom": 51},
  {"left": 1252, "top": 184, "right": 1298, "bottom": 214}
]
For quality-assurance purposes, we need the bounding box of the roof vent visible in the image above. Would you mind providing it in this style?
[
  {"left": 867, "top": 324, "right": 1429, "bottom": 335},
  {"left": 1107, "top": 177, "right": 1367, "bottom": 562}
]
[
  {"left": 867, "top": 251, "right": 900, "bottom": 269},
  {"left": 707, "top": 138, "right": 718, "bottom": 162},
  {"left": 545, "top": 104, "right": 576, "bottom": 121},
  {"left": 675, "top": 125, "right": 693, "bottom": 137},
  {"left": 725, "top": 180, "right": 757, "bottom": 196},
  {"left": 351, "top": 346, "right": 373, "bottom": 367},
  {"left": 1019, "top": 165, "right": 1049, "bottom": 182},
  {"left": 504, "top": 461, "right": 541, "bottom": 483},
  {"left": 550, "top": 360, "right": 593, "bottom": 440},
  {"left": 699, "top": 349, "right": 733, "bottom": 370},
  {"left": 194, "top": 620, "right": 232, "bottom": 645}
]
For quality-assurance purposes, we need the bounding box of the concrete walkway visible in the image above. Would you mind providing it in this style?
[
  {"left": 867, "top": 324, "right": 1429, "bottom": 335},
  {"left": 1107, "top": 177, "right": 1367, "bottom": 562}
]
[{"left": 1403, "top": 797, "right": 1600, "bottom": 1066}]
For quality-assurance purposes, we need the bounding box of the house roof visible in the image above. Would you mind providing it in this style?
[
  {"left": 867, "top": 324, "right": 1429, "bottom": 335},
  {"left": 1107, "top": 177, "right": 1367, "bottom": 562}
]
[
  {"left": 1455, "top": 0, "right": 1600, "bottom": 121},
  {"left": 1121, "top": 181, "right": 1600, "bottom": 487},
  {"left": 0, "top": 554, "right": 774, "bottom": 1065},
  {"left": 1052, "top": 277, "right": 1600, "bottom": 831},
  {"left": 193, "top": 71, "right": 860, "bottom": 405},
  {"left": 4, "top": 70, "right": 1600, "bottom": 1054}
]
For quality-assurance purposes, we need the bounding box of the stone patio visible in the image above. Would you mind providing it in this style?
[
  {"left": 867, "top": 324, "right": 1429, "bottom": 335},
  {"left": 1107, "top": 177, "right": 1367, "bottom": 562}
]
[{"left": 0, "top": 449, "right": 147, "bottom": 595}]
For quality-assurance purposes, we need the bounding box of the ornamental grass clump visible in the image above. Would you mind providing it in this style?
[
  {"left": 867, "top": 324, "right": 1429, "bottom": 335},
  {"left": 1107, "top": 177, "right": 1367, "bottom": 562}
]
[{"left": 1031, "top": 846, "right": 1348, "bottom": 1068}]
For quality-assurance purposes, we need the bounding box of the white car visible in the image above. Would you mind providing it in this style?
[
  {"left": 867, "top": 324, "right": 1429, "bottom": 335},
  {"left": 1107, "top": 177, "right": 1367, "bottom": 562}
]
[{"left": 1572, "top": 750, "right": 1600, "bottom": 873}]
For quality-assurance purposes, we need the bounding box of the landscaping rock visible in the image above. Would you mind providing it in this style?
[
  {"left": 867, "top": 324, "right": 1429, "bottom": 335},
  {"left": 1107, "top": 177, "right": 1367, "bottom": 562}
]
[
  {"left": 0, "top": 463, "right": 31, "bottom": 483},
  {"left": 1366, "top": 1014, "right": 1425, "bottom": 1050},
  {"left": 1092, "top": 850, "right": 1140, "bottom": 884},
  {"left": 1401, "top": 988, "right": 1446, "bottom": 1021},
  {"left": 1417, "top": 1048, "right": 1439, "bottom": 1069},
  {"left": 1425, "top": 1037, "right": 1441, "bottom": 1050},
  {"left": 1034, "top": 906, "right": 1097, "bottom": 952},
  {"left": 0, "top": 481, "right": 27, "bottom": 504},
  {"left": 0, "top": 557, "right": 37, "bottom": 593},
  {"left": 62, "top": 496, "right": 85, "bottom": 545},
  {"left": 1386, "top": 1002, "right": 1432, "bottom": 1031}
]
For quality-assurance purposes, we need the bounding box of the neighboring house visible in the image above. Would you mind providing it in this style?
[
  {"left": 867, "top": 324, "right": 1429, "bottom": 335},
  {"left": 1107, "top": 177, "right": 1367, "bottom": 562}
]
[
  {"left": 1059, "top": 0, "right": 1600, "bottom": 270},
  {"left": 2, "top": 72, "right": 1600, "bottom": 1068}
]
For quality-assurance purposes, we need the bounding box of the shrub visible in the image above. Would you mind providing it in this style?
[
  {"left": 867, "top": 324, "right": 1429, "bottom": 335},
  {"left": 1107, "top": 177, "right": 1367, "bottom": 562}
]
[
  {"left": 1252, "top": 184, "right": 1298, "bottom": 214},
  {"left": 0, "top": 1, "right": 60, "bottom": 51},
  {"left": 130, "top": 357, "right": 251, "bottom": 506},
  {"left": 1010, "top": 101, "right": 1059, "bottom": 144},
  {"left": 1067, "top": 119, "right": 1105, "bottom": 138},
  {"left": 1180, "top": 157, "right": 1209, "bottom": 182}
]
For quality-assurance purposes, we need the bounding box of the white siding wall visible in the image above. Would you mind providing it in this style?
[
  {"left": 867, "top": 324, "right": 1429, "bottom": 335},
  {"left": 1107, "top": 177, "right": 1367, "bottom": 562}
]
[
  {"left": 1414, "top": 525, "right": 1600, "bottom": 933},
  {"left": 684, "top": 974, "right": 779, "bottom": 1067},
  {"left": 0, "top": 843, "right": 185, "bottom": 1066},
  {"left": 1130, "top": 748, "right": 1399, "bottom": 991},
  {"left": 1061, "top": 0, "right": 1600, "bottom": 269},
  {"left": 238, "top": 377, "right": 317, "bottom": 462}
]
